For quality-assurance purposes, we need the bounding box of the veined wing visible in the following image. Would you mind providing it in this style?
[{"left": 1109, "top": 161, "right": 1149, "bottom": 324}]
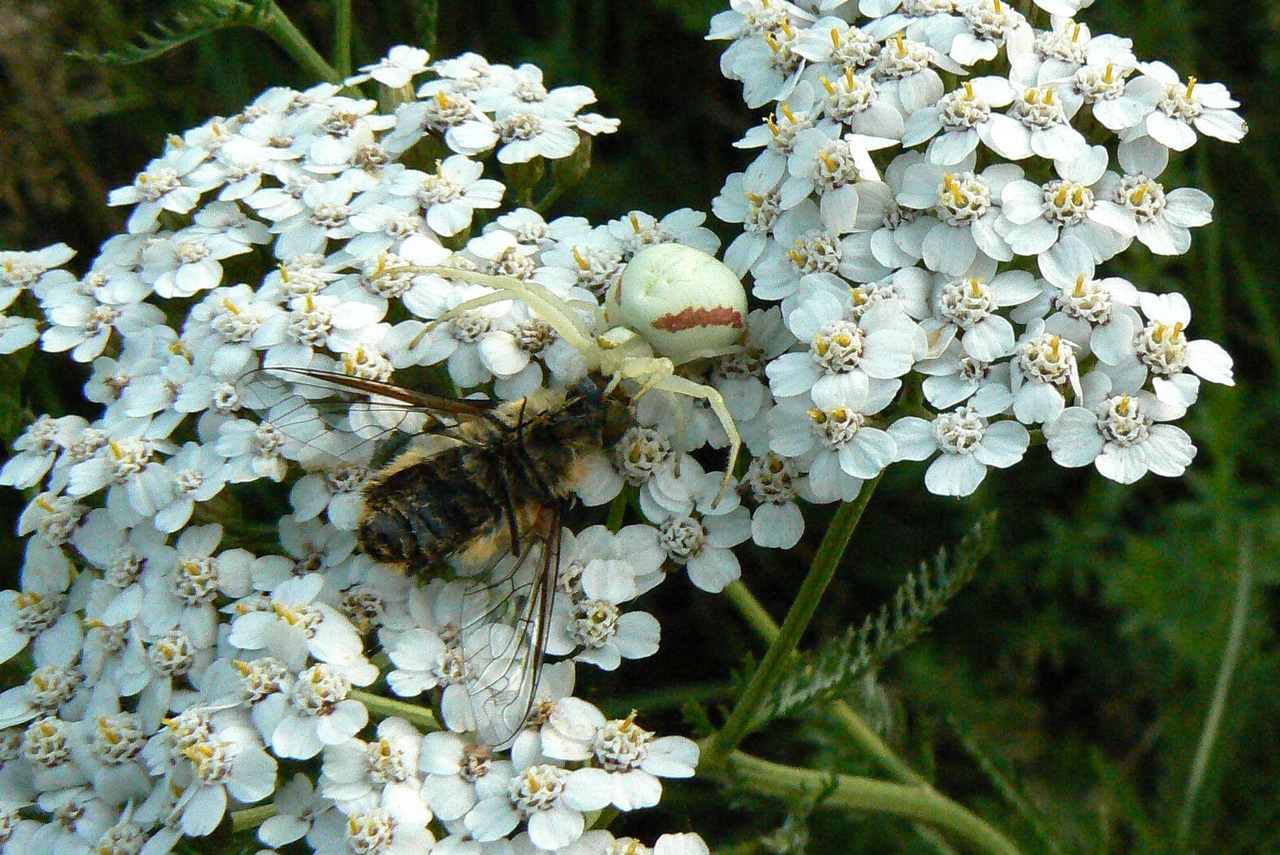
[
  {"left": 450, "top": 509, "right": 564, "bottom": 749},
  {"left": 234, "top": 366, "right": 503, "bottom": 471}
]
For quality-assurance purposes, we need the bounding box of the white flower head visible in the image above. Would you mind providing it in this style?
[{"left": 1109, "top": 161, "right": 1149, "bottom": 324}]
[
  {"left": 1044, "top": 370, "right": 1195, "bottom": 483},
  {"left": 890, "top": 402, "right": 1030, "bottom": 496}
]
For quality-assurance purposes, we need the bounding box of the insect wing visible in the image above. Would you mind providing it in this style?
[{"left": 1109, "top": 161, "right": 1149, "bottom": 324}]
[
  {"left": 452, "top": 520, "right": 563, "bottom": 748},
  {"left": 234, "top": 367, "right": 498, "bottom": 470}
]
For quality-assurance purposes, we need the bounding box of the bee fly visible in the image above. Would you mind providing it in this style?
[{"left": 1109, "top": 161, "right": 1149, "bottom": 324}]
[
  {"left": 356, "top": 378, "right": 613, "bottom": 574},
  {"left": 240, "top": 367, "right": 623, "bottom": 745}
]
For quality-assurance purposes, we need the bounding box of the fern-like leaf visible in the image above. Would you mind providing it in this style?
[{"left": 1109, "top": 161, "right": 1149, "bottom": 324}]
[
  {"left": 758, "top": 513, "right": 996, "bottom": 723},
  {"left": 72, "top": 0, "right": 275, "bottom": 66}
]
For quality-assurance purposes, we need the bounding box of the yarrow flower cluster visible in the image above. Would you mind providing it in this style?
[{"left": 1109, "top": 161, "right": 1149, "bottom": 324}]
[
  {"left": 0, "top": 2, "right": 1244, "bottom": 855},
  {"left": 709, "top": 0, "right": 1241, "bottom": 496}
]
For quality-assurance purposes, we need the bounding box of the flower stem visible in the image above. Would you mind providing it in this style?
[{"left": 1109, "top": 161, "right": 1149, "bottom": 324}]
[
  {"left": 721, "top": 579, "right": 927, "bottom": 786},
  {"left": 255, "top": 0, "right": 343, "bottom": 83},
  {"left": 351, "top": 688, "right": 441, "bottom": 731},
  {"left": 332, "top": 0, "right": 352, "bottom": 78},
  {"left": 230, "top": 804, "right": 275, "bottom": 832},
  {"left": 1176, "top": 529, "right": 1253, "bottom": 851},
  {"left": 704, "top": 476, "right": 880, "bottom": 767},
  {"left": 716, "top": 750, "right": 1024, "bottom": 855}
]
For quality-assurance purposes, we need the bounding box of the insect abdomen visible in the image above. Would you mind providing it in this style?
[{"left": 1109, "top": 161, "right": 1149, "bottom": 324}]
[{"left": 358, "top": 445, "right": 510, "bottom": 568}]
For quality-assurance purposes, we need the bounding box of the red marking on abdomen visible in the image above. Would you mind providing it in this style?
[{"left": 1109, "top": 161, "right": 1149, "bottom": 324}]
[{"left": 651, "top": 306, "right": 744, "bottom": 332}]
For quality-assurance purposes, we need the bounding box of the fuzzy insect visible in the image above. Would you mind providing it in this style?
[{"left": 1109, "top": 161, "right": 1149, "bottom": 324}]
[{"left": 239, "top": 368, "right": 623, "bottom": 746}]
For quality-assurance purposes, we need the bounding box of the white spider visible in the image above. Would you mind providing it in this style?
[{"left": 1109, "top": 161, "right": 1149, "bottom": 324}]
[{"left": 413, "top": 242, "right": 749, "bottom": 503}]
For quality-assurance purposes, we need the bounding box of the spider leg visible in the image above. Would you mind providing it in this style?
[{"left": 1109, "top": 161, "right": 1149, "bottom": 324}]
[
  {"left": 616, "top": 357, "right": 741, "bottom": 507},
  {"left": 647, "top": 373, "right": 741, "bottom": 507},
  {"left": 413, "top": 267, "right": 599, "bottom": 356},
  {"left": 423, "top": 289, "right": 522, "bottom": 329}
]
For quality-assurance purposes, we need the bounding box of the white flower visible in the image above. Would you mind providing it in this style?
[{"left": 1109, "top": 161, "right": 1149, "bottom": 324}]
[
  {"left": 919, "top": 268, "right": 1041, "bottom": 362},
  {"left": 985, "top": 81, "right": 1088, "bottom": 162},
  {"left": 768, "top": 286, "right": 925, "bottom": 401},
  {"left": 1043, "top": 371, "right": 1195, "bottom": 483},
  {"left": 465, "top": 753, "right": 611, "bottom": 850},
  {"left": 995, "top": 145, "right": 1136, "bottom": 263},
  {"left": 1124, "top": 61, "right": 1248, "bottom": 150},
  {"left": 743, "top": 453, "right": 805, "bottom": 549},
  {"left": 318, "top": 716, "right": 421, "bottom": 811},
  {"left": 0, "top": 588, "right": 80, "bottom": 668},
  {"left": 948, "top": 0, "right": 1034, "bottom": 67},
  {"left": 0, "top": 314, "right": 38, "bottom": 354},
  {"left": 259, "top": 771, "right": 334, "bottom": 847},
  {"left": 491, "top": 102, "right": 584, "bottom": 165},
  {"left": 782, "top": 129, "right": 895, "bottom": 236},
  {"left": 0, "top": 243, "right": 76, "bottom": 307},
  {"left": 902, "top": 77, "right": 1016, "bottom": 164},
  {"left": 916, "top": 339, "right": 1014, "bottom": 412},
  {"left": 269, "top": 663, "right": 370, "bottom": 760},
  {"left": 144, "top": 442, "right": 231, "bottom": 533},
  {"left": 897, "top": 159, "right": 1021, "bottom": 275},
  {"left": 656, "top": 502, "right": 752, "bottom": 594},
  {"left": 387, "top": 155, "right": 505, "bottom": 237},
  {"left": 0, "top": 415, "right": 87, "bottom": 490},
  {"left": 140, "top": 210, "right": 267, "bottom": 299},
  {"left": 310, "top": 803, "right": 434, "bottom": 855},
  {"left": 767, "top": 383, "right": 898, "bottom": 503},
  {"left": 889, "top": 403, "right": 1030, "bottom": 496},
  {"left": 606, "top": 208, "right": 720, "bottom": 257},
  {"left": 69, "top": 709, "right": 154, "bottom": 807},
  {"left": 418, "top": 731, "right": 496, "bottom": 821},
  {"left": 579, "top": 707, "right": 698, "bottom": 811},
  {"left": 41, "top": 296, "right": 167, "bottom": 363},
  {"left": 138, "top": 524, "right": 253, "bottom": 649},
  {"left": 547, "top": 558, "right": 659, "bottom": 672},
  {"left": 228, "top": 573, "right": 373, "bottom": 673},
  {"left": 837, "top": 157, "right": 934, "bottom": 281},
  {"left": 1094, "top": 170, "right": 1213, "bottom": 256},
  {"left": 1013, "top": 235, "right": 1141, "bottom": 365},
  {"left": 715, "top": 3, "right": 817, "bottom": 108},
  {"left": 160, "top": 708, "right": 280, "bottom": 836},
  {"left": 1105, "top": 291, "right": 1233, "bottom": 410},
  {"left": 713, "top": 306, "right": 794, "bottom": 424},
  {"left": 107, "top": 148, "right": 221, "bottom": 235},
  {"left": 1008, "top": 320, "right": 1082, "bottom": 424},
  {"left": 874, "top": 35, "right": 953, "bottom": 116},
  {"left": 348, "top": 45, "right": 432, "bottom": 88},
  {"left": 215, "top": 398, "right": 328, "bottom": 483}
]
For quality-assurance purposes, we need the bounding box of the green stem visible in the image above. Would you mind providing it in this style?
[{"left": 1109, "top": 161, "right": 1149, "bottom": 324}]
[
  {"left": 721, "top": 580, "right": 927, "bottom": 787},
  {"left": 255, "top": 0, "right": 342, "bottom": 83},
  {"left": 351, "top": 688, "right": 441, "bottom": 731},
  {"left": 705, "top": 476, "right": 880, "bottom": 766},
  {"left": 416, "top": 0, "right": 440, "bottom": 55},
  {"left": 332, "top": 0, "right": 352, "bottom": 78},
  {"left": 717, "top": 751, "right": 1023, "bottom": 855},
  {"left": 605, "top": 490, "right": 628, "bottom": 533},
  {"left": 1176, "top": 530, "right": 1253, "bottom": 851},
  {"left": 231, "top": 804, "right": 276, "bottom": 832},
  {"left": 721, "top": 580, "right": 778, "bottom": 644}
]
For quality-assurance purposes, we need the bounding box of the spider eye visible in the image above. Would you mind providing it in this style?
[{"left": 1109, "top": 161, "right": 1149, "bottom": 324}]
[{"left": 607, "top": 243, "right": 747, "bottom": 365}]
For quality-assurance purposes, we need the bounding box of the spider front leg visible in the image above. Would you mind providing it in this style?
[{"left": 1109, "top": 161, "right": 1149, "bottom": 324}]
[
  {"left": 412, "top": 267, "right": 599, "bottom": 356},
  {"left": 616, "top": 356, "right": 742, "bottom": 507}
]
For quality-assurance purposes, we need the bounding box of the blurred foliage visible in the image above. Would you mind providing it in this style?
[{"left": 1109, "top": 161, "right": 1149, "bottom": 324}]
[{"left": 0, "top": 0, "right": 1278, "bottom": 853}]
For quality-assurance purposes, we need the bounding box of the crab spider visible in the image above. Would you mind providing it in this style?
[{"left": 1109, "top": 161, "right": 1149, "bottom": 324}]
[{"left": 411, "top": 243, "right": 749, "bottom": 504}]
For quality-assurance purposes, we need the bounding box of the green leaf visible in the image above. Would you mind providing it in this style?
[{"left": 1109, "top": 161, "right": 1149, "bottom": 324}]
[
  {"left": 759, "top": 513, "right": 996, "bottom": 724},
  {"left": 72, "top": 0, "right": 275, "bottom": 66}
]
